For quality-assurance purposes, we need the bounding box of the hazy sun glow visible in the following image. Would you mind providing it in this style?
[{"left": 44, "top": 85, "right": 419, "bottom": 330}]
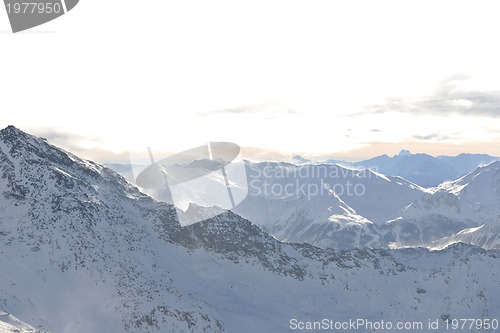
[{"left": 1, "top": 0, "right": 500, "bottom": 162}]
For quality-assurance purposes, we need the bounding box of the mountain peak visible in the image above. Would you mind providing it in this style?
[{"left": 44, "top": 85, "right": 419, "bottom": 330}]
[
  {"left": 0, "top": 126, "right": 43, "bottom": 156},
  {"left": 0, "top": 125, "right": 53, "bottom": 159},
  {"left": 397, "top": 149, "right": 412, "bottom": 157},
  {"left": 291, "top": 155, "right": 311, "bottom": 165},
  {"left": 0, "top": 125, "right": 29, "bottom": 140},
  {"left": 0, "top": 125, "right": 102, "bottom": 183}
]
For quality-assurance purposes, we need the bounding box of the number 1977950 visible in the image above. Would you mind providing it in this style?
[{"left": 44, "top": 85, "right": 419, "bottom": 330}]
[
  {"left": 6, "top": 2, "right": 62, "bottom": 14},
  {"left": 444, "top": 318, "right": 498, "bottom": 330}
]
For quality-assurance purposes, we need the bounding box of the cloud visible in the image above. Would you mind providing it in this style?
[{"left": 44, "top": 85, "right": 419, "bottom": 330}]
[
  {"left": 412, "top": 133, "right": 441, "bottom": 140},
  {"left": 359, "top": 75, "right": 500, "bottom": 118},
  {"left": 199, "top": 100, "right": 299, "bottom": 118},
  {"left": 412, "top": 133, "right": 461, "bottom": 141},
  {"left": 32, "top": 130, "right": 102, "bottom": 152},
  {"left": 30, "top": 129, "right": 129, "bottom": 163}
]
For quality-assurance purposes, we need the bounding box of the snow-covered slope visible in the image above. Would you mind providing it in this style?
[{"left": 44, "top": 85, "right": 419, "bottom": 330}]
[
  {"left": 244, "top": 186, "right": 380, "bottom": 249},
  {"left": 431, "top": 216, "right": 500, "bottom": 250},
  {"left": 381, "top": 191, "right": 472, "bottom": 247},
  {"left": 0, "top": 310, "right": 42, "bottom": 333},
  {"left": 424, "top": 161, "right": 500, "bottom": 249},
  {"left": 403, "top": 160, "right": 500, "bottom": 225},
  {"left": 229, "top": 162, "right": 427, "bottom": 249},
  {"left": 382, "top": 161, "right": 500, "bottom": 248},
  {"left": 440, "top": 161, "right": 500, "bottom": 218},
  {"left": 1, "top": 126, "right": 500, "bottom": 333},
  {"left": 239, "top": 162, "right": 427, "bottom": 224}
]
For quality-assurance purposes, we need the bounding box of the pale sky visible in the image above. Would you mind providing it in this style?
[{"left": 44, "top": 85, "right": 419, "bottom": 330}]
[{"left": 1, "top": 0, "right": 500, "bottom": 162}]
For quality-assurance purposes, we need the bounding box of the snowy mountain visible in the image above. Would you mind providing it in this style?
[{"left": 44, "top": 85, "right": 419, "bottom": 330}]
[
  {"left": 431, "top": 216, "right": 500, "bottom": 250},
  {"left": 440, "top": 161, "right": 500, "bottom": 219},
  {"left": 383, "top": 161, "right": 500, "bottom": 248},
  {"left": 238, "top": 184, "right": 380, "bottom": 249},
  {"left": 381, "top": 214, "right": 470, "bottom": 249},
  {"left": 231, "top": 162, "right": 427, "bottom": 249},
  {"left": 401, "top": 160, "right": 500, "bottom": 229},
  {"left": 229, "top": 156, "right": 500, "bottom": 251},
  {"left": 1, "top": 126, "right": 500, "bottom": 332}
]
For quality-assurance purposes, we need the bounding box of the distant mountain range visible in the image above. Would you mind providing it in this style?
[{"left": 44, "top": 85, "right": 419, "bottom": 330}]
[
  {"left": 231, "top": 160, "right": 500, "bottom": 251},
  {"left": 104, "top": 148, "right": 500, "bottom": 252},
  {"left": 109, "top": 151, "right": 499, "bottom": 189},
  {"left": 323, "top": 150, "right": 499, "bottom": 187}
]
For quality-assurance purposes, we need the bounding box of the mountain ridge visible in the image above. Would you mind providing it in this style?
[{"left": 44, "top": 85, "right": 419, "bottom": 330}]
[{"left": 313, "top": 150, "right": 500, "bottom": 187}]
